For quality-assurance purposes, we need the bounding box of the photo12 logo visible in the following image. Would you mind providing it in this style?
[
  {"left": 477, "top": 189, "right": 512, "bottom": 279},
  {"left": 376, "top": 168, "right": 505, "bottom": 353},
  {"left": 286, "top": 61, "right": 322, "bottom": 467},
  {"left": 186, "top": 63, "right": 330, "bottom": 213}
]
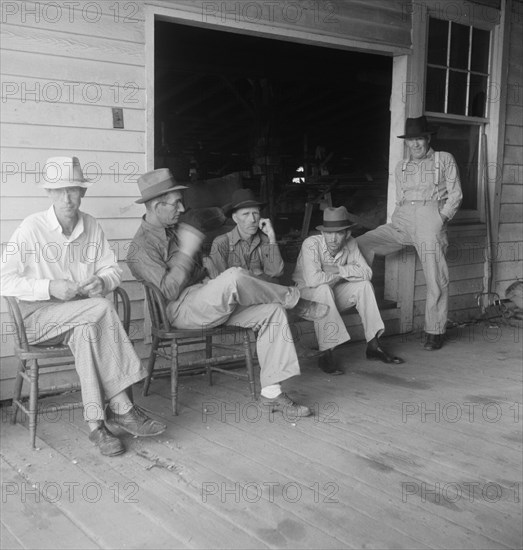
[{"left": 1, "top": 2, "right": 140, "bottom": 24}]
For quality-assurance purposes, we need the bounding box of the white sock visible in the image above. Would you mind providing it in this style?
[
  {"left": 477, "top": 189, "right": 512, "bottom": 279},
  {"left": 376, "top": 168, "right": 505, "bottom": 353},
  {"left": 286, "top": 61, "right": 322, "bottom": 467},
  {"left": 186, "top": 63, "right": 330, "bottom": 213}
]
[{"left": 261, "top": 384, "right": 282, "bottom": 399}]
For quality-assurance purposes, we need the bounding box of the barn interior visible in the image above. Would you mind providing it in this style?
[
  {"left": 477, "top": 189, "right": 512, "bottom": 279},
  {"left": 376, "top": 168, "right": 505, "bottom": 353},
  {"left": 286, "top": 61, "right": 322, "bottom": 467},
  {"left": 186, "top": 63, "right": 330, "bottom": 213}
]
[{"left": 154, "top": 21, "right": 393, "bottom": 241}]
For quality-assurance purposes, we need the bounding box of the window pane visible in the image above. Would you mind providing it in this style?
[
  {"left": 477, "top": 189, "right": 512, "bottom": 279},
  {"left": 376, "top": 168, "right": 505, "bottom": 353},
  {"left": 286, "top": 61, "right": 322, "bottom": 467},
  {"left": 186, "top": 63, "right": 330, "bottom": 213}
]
[
  {"left": 471, "top": 27, "right": 490, "bottom": 73},
  {"left": 448, "top": 70, "right": 467, "bottom": 114},
  {"left": 426, "top": 67, "right": 446, "bottom": 112},
  {"left": 428, "top": 18, "right": 448, "bottom": 66},
  {"left": 469, "top": 74, "right": 488, "bottom": 117},
  {"left": 429, "top": 120, "right": 479, "bottom": 210},
  {"left": 449, "top": 22, "right": 470, "bottom": 70}
]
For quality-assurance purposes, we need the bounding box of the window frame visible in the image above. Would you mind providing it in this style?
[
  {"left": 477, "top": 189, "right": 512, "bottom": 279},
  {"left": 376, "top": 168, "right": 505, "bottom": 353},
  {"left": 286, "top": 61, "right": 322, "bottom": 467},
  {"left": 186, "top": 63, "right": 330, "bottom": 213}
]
[{"left": 420, "top": 2, "right": 501, "bottom": 223}]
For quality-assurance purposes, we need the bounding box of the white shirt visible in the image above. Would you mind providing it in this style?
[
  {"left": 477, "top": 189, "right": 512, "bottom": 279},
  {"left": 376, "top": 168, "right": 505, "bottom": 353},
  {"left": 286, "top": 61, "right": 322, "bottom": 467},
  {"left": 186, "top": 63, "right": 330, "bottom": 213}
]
[
  {"left": 1, "top": 206, "right": 121, "bottom": 301},
  {"left": 293, "top": 234, "right": 372, "bottom": 289}
]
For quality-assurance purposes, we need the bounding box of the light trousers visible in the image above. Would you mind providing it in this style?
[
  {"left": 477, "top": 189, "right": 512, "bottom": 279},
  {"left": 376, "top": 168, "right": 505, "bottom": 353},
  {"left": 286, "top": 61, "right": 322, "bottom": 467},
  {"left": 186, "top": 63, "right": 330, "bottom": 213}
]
[
  {"left": 20, "top": 297, "right": 146, "bottom": 421},
  {"left": 298, "top": 281, "right": 385, "bottom": 351},
  {"left": 356, "top": 201, "right": 449, "bottom": 334},
  {"left": 166, "top": 267, "right": 301, "bottom": 388}
]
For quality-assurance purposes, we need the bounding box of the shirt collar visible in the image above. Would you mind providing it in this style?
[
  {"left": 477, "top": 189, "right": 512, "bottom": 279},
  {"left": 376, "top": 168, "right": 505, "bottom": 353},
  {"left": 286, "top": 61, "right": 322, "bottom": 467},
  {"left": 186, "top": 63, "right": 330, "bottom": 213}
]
[
  {"left": 409, "top": 147, "right": 435, "bottom": 162},
  {"left": 46, "top": 206, "right": 84, "bottom": 239},
  {"left": 140, "top": 215, "right": 169, "bottom": 242},
  {"left": 320, "top": 234, "right": 346, "bottom": 260},
  {"left": 231, "top": 226, "right": 261, "bottom": 247}
]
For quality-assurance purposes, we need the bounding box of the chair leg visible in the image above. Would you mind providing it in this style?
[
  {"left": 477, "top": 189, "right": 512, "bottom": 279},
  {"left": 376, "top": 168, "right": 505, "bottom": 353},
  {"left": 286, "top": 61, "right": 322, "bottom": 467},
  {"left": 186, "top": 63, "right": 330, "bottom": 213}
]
[
  {"left": 205, "top": 335, "right": 213, "bottom": 387},
  {"left": 143, "top": 336, "right": 159, "bottom": 396},
  {"left": 243, "top": 330, "right": 256, "bottom": 400},
  {"left": 28, "top": 360, "right": 39, "bottom": 449},
  {"left": 11, "top": 359, "right": 25, "bottom": 425},
  {"left": 171, "top": 339, "right": 179, "bottom": 416}
]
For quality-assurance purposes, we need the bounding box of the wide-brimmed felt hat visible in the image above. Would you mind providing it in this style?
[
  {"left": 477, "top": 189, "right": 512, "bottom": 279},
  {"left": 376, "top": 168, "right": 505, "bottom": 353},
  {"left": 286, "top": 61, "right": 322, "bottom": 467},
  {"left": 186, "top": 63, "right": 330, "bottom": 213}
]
[
  {"left": 41, "top": 156, "right": 92, "bottom": 189},
  {"left": 316, "top": 206, "right": 357, "bottom": 232},
  {"left": 397, "top": 116, "right": 437, "bottom": 139},
  {"left": 135, "top": 168, "right": 188, "bottom": 204},
  {"left": 223, "top": 189, "right": 266, "bottom": 215}
]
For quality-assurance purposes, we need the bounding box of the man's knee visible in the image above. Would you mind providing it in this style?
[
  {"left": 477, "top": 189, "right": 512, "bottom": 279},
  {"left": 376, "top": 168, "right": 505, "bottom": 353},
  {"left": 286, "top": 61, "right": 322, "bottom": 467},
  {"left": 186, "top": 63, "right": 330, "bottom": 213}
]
[
  {"left": 309, "top": 284, "right": 336, "bottom": 304},
  {"left": 82, "top": 296, "right": 117, "bottom": 321}
]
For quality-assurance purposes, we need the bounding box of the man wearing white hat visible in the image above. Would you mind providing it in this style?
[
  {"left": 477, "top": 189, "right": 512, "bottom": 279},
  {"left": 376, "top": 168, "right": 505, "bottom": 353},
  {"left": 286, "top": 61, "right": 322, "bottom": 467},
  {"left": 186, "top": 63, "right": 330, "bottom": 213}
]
[
  {"left": 1, "top": 157, "right": 166, "bottom": 456},
  {"left": 128, "top": 168, "right": 330, "bottom": 418},
  {"left": 293, "top": 206, "right": 404, "bottom": 374}
]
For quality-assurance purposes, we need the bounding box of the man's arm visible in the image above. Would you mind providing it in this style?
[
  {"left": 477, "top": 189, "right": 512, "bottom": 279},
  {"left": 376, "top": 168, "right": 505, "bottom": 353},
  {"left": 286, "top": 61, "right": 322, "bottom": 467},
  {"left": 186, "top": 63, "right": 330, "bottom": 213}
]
[
  {"left": 127, "top": 237, "right": 194, "bottom": 302},
  {"left": 337, "top": 239, "right": 373, "bottom": 282},
  {"left": 0, "top": 226, "right": 53, "bottom": 300},
  {"left": 439, "top": 152, "right": 463, "bottom": 221},
  {"left": 296, "top": 238, "right": 341, "bottom": 288},
  {"left": 208, "top": 234, "right": 230, "bottom": 278},
  {"left": 258, "top": 220, "right": 284, "bottom": 279}
]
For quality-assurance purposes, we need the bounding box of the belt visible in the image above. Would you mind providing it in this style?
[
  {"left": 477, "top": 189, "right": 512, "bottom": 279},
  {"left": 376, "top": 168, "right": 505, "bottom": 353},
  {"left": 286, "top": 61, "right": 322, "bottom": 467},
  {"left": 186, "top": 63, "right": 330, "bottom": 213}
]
[{"left": 399, "top": 199, "right": 445, "bottom": 206}]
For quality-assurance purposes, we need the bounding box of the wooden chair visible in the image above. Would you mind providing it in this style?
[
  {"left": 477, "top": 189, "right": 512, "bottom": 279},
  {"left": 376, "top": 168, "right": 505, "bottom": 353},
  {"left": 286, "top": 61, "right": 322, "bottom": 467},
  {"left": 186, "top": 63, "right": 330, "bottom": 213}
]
[
  {"left": 5, "top": 288, "right": 131, "bottom": 448},
  {"left": 142, "top": 281, "right": 257, "bottom": 415}
]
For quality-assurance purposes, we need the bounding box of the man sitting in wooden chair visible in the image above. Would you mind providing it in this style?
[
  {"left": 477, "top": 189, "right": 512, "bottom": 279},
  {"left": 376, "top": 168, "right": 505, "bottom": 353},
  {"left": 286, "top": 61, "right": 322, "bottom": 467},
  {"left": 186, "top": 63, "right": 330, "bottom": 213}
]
[
  {"left": 128, "top": 169, "right": 329, "bottom": 418},
  {"left": 208, "top": 189, "right": 283, "bottom": 283},
  {"left": 293, "top": 206, "right": 404, "bottom": 375},
  {"left": 0, "top": 157, "right": 166, "bottom": 456}
]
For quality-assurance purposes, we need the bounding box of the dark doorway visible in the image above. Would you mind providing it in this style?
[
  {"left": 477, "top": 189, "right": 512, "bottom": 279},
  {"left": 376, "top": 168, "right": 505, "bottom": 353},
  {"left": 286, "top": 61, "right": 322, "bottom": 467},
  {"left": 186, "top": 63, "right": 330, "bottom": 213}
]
[{"left": 155, "top": 21, "right": 392, "bottom": 238}]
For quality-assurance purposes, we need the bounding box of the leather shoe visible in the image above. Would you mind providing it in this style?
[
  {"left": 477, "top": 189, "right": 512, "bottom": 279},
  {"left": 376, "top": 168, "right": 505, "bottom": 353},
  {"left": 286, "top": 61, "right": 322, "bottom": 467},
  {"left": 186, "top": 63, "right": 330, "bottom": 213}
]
[
  {"left": 291, "top": 298, "right": 329, "bottom": 321},
  {"left": 318, "top": 350, "right": 344, "bottom": 375},
  {"left": 295, "top": 343, "right": 324, "bottom": 360},
  {"left": 106, "top": 405, "right": 166, "bottom": 437},
  {"left": 366, "top": 345, "right": 404, "bottom": 364},
  {"left": 259, "top": 392, "right": 312, "bottom": 417},
  {"left": 424, "top": 333, "right": 444, "bottom": 351},
  {"left": 89, "top": 425, "right": 125, "bottom": 456}
]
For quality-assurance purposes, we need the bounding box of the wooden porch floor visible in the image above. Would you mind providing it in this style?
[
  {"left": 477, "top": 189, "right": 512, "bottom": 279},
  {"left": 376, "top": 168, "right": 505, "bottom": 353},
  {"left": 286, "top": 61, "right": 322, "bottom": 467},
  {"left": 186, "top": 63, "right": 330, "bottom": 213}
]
[{"left": 1, "top": 323, "right": 522, "bottom": 550}]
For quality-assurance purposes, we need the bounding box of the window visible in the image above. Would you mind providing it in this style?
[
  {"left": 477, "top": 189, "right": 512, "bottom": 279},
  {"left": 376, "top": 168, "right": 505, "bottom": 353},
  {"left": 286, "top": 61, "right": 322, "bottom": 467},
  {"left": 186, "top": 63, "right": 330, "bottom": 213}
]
[
  {"left": 424, "top": 16, "right": 492, "bottom": 216},
  {"left": 426, "top": 18, "right": 491, "bottom": 117}
]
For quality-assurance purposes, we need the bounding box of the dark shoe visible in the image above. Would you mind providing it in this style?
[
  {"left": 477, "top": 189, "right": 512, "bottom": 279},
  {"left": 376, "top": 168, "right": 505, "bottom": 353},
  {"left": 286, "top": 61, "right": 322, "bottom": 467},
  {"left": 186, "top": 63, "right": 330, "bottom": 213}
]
[
  {"left": 295, "top": 343, "right": 324, "bottom": 360},
  {"left": 366, "top": 345, "right": 404, "bottom": 364},
  {"left": 106, "top": 405, "right": 166, "bottom": 437},
  {"left": 291, "top": 298, "right": 329, "bottom": 321},
  {"left": 318, "top": 350, "right": 344, "bottom": 375},
  {"left": 424, "top": 334, "right": 444, "bottom": 351},
  {"left": 259, "top": 392, "right": 312, "bottom": 417},
  {"left": 89, "top": 425, "right": 125, "bottom": 456}
]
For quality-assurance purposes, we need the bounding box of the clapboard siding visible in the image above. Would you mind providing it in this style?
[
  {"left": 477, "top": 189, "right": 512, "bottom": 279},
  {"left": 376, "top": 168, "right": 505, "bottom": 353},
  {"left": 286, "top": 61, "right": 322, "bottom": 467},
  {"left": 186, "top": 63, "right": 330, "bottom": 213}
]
[
  {"left": 1, "top": 76, "right": 146, "bottom": 108},
  {"left": 0, "top": 1, "right": 148, "bottom": 400},
  {"left": 2, "top": 99, "right": 145, "bottom": 130},
  {"left": 2, "top": 123, "right": 144, "bottom": 152},
  {"left": 148, "top": 0, "right": 412, "bottom": 53},
  {"left": 412, "top": 227, "right": 487, "bottom": 329},
  {"left": 495, "top": 0, "right": 523, "bottom": 300},
  {"left": 1, "top": 22, "right": 145, "bottom": 65}
]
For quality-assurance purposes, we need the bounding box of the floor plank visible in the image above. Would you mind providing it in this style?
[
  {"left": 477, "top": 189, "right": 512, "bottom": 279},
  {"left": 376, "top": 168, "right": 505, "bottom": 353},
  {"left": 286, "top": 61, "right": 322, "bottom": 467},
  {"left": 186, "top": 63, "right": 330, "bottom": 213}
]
[{"left": 1, "top": 324, "right": 521, "bottom": 550}]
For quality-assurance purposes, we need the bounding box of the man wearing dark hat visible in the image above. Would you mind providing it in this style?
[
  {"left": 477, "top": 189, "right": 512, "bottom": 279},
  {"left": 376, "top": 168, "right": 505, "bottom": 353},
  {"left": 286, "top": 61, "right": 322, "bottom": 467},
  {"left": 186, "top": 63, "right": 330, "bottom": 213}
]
[
  {"left": 1, "top": 157, "right": 166, "bottom": 457},
  {"left": 128, "top": 169, "right": 330, "bottom": 418},
  {"left": 208, "top": 189, "right": 283, "bottom": 282},
  {"left": 293, "top": 206, "right": 403, "bottom": 374},
  {"left": 356, "top": 116, "right": 462, "bottom": 351}
]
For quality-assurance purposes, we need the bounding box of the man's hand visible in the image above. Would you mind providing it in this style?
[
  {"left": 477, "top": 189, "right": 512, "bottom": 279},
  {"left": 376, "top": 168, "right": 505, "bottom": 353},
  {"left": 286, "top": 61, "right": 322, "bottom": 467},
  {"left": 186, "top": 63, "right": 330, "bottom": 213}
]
[
  {"left": 49, "top": 279, "right": 80, "bottom": 301},
  {"left": 259, "top": 218, "right": 276, "bottom": 243},
  {"left": 78, "top": 276, "right": 105, "bottom": 297},
  {"left": 337, "top": 248, "right": 350, "bottom": 266},
  {"left": 323, "top": 264, "right": 340, "bottom": 275},
  {"left": 346, "top": 262, "right": 369, "bottom": 281}
]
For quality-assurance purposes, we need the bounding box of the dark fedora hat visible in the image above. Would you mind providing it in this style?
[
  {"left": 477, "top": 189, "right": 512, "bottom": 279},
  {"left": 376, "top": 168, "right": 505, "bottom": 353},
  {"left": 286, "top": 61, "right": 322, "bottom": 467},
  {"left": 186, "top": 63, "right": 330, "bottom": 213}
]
[
  {"left": 316, "top": 206, "right": 357, "bottom": 232},
  {"left": 397, "top": 116, "right": 437, "bottom": 139},
  {"left": 135, "top": 168, "right": 188, "bottom": 204},
  {"left": 224, "top": 189, "right": 266, "bottom": 215}
]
